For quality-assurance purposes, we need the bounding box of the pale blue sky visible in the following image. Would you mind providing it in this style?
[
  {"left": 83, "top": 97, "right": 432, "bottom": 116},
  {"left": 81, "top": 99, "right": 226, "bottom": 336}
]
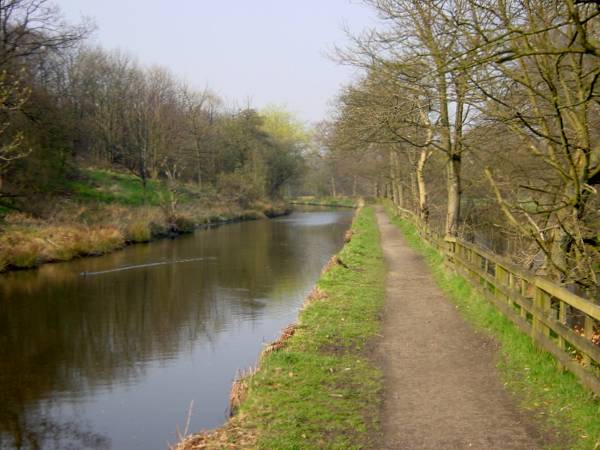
[{"left": 54, "top": 0, "right": 376, "bottom": 123}]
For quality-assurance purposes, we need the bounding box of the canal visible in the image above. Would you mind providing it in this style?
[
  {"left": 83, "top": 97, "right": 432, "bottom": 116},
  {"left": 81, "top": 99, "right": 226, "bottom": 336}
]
[{"left": 0, "top": 208, "right": 353, "bottom": 450}]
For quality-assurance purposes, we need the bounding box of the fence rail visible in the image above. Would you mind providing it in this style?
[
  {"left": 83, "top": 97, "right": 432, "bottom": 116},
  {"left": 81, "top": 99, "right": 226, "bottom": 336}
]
[{"left": 393, "top": 206, "right": 600, "bottom": 396}]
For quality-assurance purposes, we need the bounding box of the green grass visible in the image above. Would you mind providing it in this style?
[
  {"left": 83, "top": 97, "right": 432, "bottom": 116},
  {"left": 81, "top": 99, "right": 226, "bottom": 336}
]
[
  {"left": 384, "top": 203, "right": 600, "bottom": 450},
  {"left": 68, "top": 168, "right": 221, "bottom": 207},
  {"left": 290, "top": 196, "right": 356, "bottom": 208},
  {"left": 232, "top": 207, "right": 385, "bottom": 449},
  {"left": 68, "top": 168, "right": 174, "bottom": 206}
]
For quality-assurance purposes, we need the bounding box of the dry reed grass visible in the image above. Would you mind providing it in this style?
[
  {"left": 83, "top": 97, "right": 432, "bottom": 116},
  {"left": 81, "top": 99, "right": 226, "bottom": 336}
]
[
  {"left": 124, "top": 219, "right": 152, "bottom": 242},
  {"left": 302, "top": 286, "right": 329, "bottom": 309},
  {"left": 261, "top": 323, "right": 298, "bottom": 357},
  {"left": 0, "top": 197, "right": 289, "bottom": 272},
  {"left": 321, "top": 254, "right": 349, "bottom": 274},
  {"left": 0, "top": 246, "right": 7, "bottom": 272},
  {"left": 321, "top": 255, "right": 339, "bottom": 274},
  {"left": 228, "top": 367, "right": 257, "bottom": 417},
  {"left": 0, "top": 223, "right": 125, "bottom": 269},
  {"left": 170, "top": 416, "right": 257, "bottom": 450},
  {"left": 344, "top": 229, "right": 354, "bottom": 243}
]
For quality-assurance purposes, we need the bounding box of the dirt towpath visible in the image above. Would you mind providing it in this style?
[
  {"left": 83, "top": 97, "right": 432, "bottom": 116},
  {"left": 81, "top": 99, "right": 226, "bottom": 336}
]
[{"left": 375, "top": 208, "right": 544, "bottom": 450}]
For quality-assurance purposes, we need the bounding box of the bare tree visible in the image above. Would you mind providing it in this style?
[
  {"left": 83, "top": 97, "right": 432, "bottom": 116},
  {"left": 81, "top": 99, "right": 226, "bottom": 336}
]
[
  {"left": 0, "top": 71, "right": 28, "bottom": 192},
  {"left": 338, "top": 0, "right": 476, "bottom": 235},
  {"left": 0, "top": 0, "right": 90, "bottom": 69},
  {"left": 460, "top": 0, "right": 600, "bottom": 290},
  {"left": 180, "top": 84, "right": 220, "bottom": 187}
]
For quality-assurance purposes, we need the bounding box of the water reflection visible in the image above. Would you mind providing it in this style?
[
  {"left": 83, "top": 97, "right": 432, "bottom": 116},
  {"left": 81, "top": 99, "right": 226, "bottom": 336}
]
[{"left": 0, "top": 209, "right": 353, "bottom": 450}]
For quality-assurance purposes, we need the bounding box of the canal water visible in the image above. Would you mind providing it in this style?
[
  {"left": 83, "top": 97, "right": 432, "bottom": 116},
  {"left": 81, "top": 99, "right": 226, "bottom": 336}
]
[{"left": 0, "top": 208, "right": 353, "bottom": 450}]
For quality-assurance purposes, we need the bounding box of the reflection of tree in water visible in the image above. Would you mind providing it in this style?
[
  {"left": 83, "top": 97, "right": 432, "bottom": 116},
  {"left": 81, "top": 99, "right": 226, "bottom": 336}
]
[
  {"left": 0, "top": 264, "right": 232, "bottom": 447},
  {"left": 1, "top": 409, "right": 110, "bottom": 450},
  {"left": 0, "top": 211, "right": 352, "bottom": 448},
  {"left": 203, "top": 212, "right": 351, "bottom": 305}
]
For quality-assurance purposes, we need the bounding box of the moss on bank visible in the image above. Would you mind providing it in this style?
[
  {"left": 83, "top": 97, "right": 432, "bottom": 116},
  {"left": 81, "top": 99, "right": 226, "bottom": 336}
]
[
  {"left": 175, "top": 207, "right": 385, "bottom": 449},
  {"left": 383, "top": 203, "right": 600, "bottom": 450}
]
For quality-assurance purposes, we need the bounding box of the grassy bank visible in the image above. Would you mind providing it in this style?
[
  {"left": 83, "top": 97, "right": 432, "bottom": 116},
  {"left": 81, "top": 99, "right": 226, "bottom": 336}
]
[
  {"left": 290, "top": 196, "right": 356, "bottom": 208},
  {"left": 0, "top": 168, "right": 290, "bottom": 272},
  {"left": 383, "top": 203, "right": 600, "bottom": 449},
  {"left": 176, "top": 207, "right": 385, "bottom": 449}
]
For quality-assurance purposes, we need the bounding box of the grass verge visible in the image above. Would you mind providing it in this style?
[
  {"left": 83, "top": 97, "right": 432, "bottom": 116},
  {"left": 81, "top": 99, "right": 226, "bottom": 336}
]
[
  {"left": 290, "top": 196, "right": 356, "bottom": 208},
  {"left": 383, "top": 203, "right": 600, "bottom": 450},
  {"left": 176, "top": 207, "right": 385, "bottom": 449}
]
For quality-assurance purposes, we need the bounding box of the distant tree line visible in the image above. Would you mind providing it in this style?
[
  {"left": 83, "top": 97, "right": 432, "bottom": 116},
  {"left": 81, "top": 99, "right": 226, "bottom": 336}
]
[
  {"left": 0, "top": 0, "right": 307, "bottom": 209},
  {"left": 326, "top": 0, "right": 600, "bottom": 295}
]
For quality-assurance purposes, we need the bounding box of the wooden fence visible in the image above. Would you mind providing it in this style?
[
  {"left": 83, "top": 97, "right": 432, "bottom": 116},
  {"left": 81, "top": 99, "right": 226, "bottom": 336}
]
[{"left": 393, "top": 206, "right": 600, "bottom": 397}]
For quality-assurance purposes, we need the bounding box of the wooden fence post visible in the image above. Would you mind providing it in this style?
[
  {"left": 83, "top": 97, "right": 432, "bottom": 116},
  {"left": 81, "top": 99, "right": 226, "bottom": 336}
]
[
  {"left": 557, "top": 300, "right": 568, "bottom": 371},
  {"left": 533, "top": 285, "right": 551, "bottom": 338},
  {"left": 541, "top": 290, "right": 552, "bottom": 338},
  {"left": 495, "top": 264, "right": 503, "bottom": 299},
  {"left": 444, "top": 237, "right": 456, "bottom": 272},
  {"left": 520, "top": 279, "right": 528, "bottom": 319},
  {"left": 583, "top": 315, "right": 593, "bottom": 367},
  {"left": 508, "top": 272, "right": 515, "bottom": 308}
]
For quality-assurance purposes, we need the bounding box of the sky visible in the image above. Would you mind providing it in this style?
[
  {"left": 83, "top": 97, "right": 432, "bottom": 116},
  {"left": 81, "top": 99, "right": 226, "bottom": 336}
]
[{"left": 53, "top": 0, "right": 378, "bottom": 124}]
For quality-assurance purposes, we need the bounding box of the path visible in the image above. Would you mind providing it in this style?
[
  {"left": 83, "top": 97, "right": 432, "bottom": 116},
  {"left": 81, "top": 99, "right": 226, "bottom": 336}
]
[{"left": 375, "top": 208, "right": 544, "bottom": 450}]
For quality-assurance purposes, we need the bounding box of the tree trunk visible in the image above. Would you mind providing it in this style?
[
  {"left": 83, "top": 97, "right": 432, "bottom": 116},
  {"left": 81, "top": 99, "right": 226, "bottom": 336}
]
[
  {"left": 410, "top": 172, "right": 418, "bottom": 213},
  {"left": 445, "top": 74, "right": 466, "bottom": 236},
  {"left": 417, "top": 148, "right": 430, "bottom": 223},
  {"left": 445, "top": 154, "right": 461, "bottom": 236},
  {"left": 390, "top": 149, "right": 399, "bottom": 205},
  {"left": 330, "top": 176, "right": 337, "bottom": 198},
  {"left": 398, "top": 183, "right": 404, "bottom": 209},
  {"left": 195, "top": 140, "right": 202, "bottom": 188},
  {"left": 394, "top": 152, "right": 404, "bottom": 208}
]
